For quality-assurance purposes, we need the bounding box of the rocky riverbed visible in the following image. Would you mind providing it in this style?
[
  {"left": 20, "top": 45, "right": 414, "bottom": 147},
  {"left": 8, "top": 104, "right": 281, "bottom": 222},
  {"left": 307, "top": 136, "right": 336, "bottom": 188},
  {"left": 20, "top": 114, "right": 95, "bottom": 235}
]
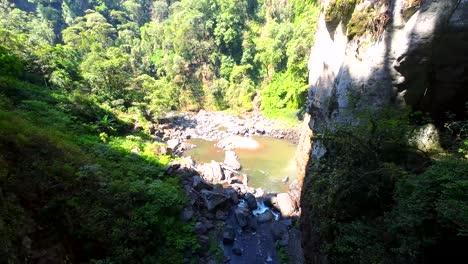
[
  {"left": 153, "top": 110, "right": 299, "bottom": 145},
  {"left": 153, "top": 111, "right": 304, "bottom": 264}
]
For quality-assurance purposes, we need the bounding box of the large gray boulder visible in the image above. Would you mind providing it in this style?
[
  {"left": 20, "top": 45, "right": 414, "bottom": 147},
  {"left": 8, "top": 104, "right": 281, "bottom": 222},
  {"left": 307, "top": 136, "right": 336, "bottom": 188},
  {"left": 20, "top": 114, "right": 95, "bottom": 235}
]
[
  {"left": 223, "top": 226, "right": 236, "bottom": 244},
  {"left": 257, "top": 210, "right": 275, "bottom": 223},
  {"left": 201, "top": 189, "right": 229, "bottom": 211},
  {"left": 235, "top": 207, "right": 250, "bottom": 228},
  {"left": 199, "top": 161, "right": 225, "bottom": 183}
]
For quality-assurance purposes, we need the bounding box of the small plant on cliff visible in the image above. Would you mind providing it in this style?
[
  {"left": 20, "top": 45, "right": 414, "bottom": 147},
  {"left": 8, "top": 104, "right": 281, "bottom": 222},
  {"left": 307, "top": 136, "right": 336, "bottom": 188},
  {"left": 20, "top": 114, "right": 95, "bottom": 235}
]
[{"left": 346, "top": 5, "right": 390, "bottom": 40}]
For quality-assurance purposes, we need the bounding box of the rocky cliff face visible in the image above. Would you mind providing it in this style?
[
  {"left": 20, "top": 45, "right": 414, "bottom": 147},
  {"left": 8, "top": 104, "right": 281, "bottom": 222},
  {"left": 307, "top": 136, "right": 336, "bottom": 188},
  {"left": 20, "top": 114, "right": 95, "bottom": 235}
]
[{"left": 297, "top": 0, "right": 468, "bottom": 262}]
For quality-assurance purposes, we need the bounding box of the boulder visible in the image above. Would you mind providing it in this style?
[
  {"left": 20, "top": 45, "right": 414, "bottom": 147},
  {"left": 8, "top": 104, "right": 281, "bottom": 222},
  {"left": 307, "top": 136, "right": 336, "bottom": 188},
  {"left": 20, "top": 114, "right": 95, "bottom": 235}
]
[
  {"left": 215, "top": 210, "right": 228, "bottom": 220},
  {"left": 254, "top": 188, "right": 265, "bottom": 198},
  {"left": 235, "top": 207, "right": 250, "bottom": 228},
  {"left": 195, "top": 222, "right": 207, "bottom": 235},
  {"left": 264, "top": 194, "right": 278, "bottom": 208},
  {"left": 247, "top": 215, "right": 258, "bottom": 232},
  {"left": 167, "top": 139, "right": 180, "bottom": 151},
  {"left": 257, "top": 210, "right": 274, "bottom": 223},
  {"left": 158, "top": 145, "right": 169, "bottom": 155},
  {"left": 199, "top": 161, "right": 225, "bottom": 183},
  {"left": 223, "top": 226, "right": 236, "bottom": 244},
  {"left": 202, "top": 219, "right": 214, "bottom": 230},
  {"left": 201, "top": 190, "right": 229, "bottom": 211},
  {"left": 244, "top": 193, "right": 258, "bottom": 210},
  {"left": 276, "top": 193, "right": 296, "bottom": 216},
  {"left": 231, "top": 183, "right": 255, "bottom": 196},
  {"left": 271, "top": 221, "right": 288, "bottom": 241},
  {"left": 192, "top": 175, "right": 212, "bottom": 191},
  {"left": 181, "top": 208, "right": 194, "bottom": 222},
  {"left": 225, "top": 188, "right": 239, "bottom": 204},
  {"left": 223, "top": 150, "right": 241, "bottom": 170}
]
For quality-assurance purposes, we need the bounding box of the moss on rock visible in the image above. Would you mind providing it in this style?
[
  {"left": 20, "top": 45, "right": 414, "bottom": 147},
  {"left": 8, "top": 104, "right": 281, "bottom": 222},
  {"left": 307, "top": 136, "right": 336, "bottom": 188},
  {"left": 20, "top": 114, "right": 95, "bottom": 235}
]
[
  {"left": 346, "top": 7, "right": 377, "bottom": 39},
  {"left": 346, "top": 2, "right": 390, "bottom": 40},
  {"left": 324, "top": 0, "right": 357, "bottom": 27}
]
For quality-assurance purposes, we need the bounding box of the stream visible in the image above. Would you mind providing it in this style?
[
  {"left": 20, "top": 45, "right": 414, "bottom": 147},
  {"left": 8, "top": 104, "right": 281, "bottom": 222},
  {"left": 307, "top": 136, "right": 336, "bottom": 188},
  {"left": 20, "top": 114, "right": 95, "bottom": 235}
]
[
  {"left": 184, "top": 137, "right": 297, "bottom": 193},
  {"left": 161, "top": 111, "right": 303, "bottom": 263}
]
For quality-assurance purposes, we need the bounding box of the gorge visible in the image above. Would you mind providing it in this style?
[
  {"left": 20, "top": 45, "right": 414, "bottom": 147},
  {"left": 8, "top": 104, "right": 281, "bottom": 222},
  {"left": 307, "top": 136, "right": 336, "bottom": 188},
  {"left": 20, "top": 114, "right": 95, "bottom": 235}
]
[{"left": 1, "top": 0, "right": 467, "bottom": 263}]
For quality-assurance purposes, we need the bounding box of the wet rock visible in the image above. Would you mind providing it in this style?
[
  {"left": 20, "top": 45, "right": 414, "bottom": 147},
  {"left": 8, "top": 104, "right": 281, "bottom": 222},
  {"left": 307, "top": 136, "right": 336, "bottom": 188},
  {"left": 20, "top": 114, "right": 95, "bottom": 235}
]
[
  {"left": 195, "top": 222, "right": 207, "bottom": 235},
  {"left": 276, "top": 193, "right": 296, "bottom": 217},
  {"left": 224, "top": 150, "right": 241, "bottom": 170},
  {"left": 264, "top": 194, "right": 278, "bottom": 208},
  {"left": 222, "top": 226, "right": 235, "bottom": 244},
  {"left": 201, "top": 190, "right": 229, "bottom": 211},
  {"left": 244, "top": 193, "right": 258, "bottom": 210},
  {"left": 235, "top": 207, "right": 250, "bottom": 228},
  {"left": 257, "top": 210, "right": 274, "bottom": 223}
]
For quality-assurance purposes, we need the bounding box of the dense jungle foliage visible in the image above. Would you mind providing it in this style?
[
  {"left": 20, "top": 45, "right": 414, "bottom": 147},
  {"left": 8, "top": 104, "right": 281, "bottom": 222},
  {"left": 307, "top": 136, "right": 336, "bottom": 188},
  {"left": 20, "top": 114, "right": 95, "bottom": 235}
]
[
  {"left": 1, "top": 0, "right": 319, "bottom": 119},
  {"left": 0, "top": 0, "right": 319, "bottom": 262},
  {"left": 303, "top": 107, "right": 468, "bottom": 263}
]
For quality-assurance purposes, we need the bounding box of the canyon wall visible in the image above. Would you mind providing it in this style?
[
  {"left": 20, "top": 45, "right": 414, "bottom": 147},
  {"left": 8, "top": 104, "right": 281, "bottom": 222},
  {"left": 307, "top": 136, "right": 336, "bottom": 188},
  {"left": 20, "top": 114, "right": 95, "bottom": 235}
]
[{"left": 297, "top": 0, "right": 468, "bottom": 262}]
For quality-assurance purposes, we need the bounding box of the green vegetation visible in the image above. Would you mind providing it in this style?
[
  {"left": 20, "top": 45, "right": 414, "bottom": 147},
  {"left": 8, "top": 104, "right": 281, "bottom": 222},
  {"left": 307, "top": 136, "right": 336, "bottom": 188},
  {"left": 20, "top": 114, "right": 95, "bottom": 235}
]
[
  {"left": 324, "top": 0, "right": 390, "bottom": 40},
  {"left": 0, "top": 75, "right": 199, "bottom": 262},
  {"left": 276, "top": 242, "right": 289, "bottom": 263},
  {"left": 0, "top": 0, "right": 321, "bottom": 262},
  {"left": 303, "top": 107, "right": 468, "bottom": 263},
  {"left": 324, "top": 0, "right": 356, "bottom": 26},
  {"left": 0, "top": 0, "right": 320, "bottom": 119}
]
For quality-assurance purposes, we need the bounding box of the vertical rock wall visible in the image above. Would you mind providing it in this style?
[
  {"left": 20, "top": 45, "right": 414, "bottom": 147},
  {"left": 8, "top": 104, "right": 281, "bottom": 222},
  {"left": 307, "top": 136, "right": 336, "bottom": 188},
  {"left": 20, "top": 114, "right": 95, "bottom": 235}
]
[{"left": 297, "top": 0, "right": 468, "bottom": 262}]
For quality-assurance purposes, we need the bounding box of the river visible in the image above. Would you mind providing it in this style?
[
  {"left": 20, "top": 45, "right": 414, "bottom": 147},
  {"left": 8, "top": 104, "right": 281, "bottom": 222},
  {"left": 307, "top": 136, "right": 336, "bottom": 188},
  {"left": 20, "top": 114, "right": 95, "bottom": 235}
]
[{"left": 184, "top": 136, "right": 297, "bottom": 193}]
